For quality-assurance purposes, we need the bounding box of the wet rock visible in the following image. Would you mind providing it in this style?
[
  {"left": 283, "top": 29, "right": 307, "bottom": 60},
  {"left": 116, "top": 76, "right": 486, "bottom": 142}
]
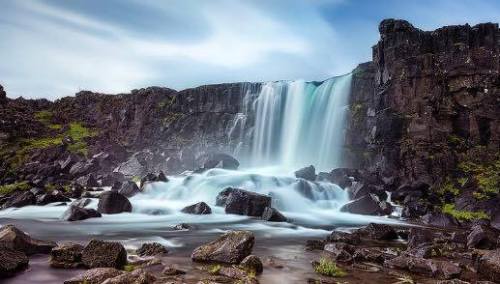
[
  {"left": 294, "top": 165, "right": 316, "bottom": 181},
  {"left": 422, "top": 212, "right": 460, "bottom": 228},
  {"left": 357, "top": 223, "right": 398, "bottom": 240},
  {"left": 81, "top": 239, "right": 127, "bottom": 269},
  {"left": 36, "top": 190, "right": 71, "bottom": 205},
  {"left": 76, "top": 174, "right": 99, "bottom": 188},
  {"left": 117, "top": 181, "right": 141, "bottom": 198},
  {"left": 261, "top": 207, "right": 286, "bottom": 222},
  {"left": 384, "top": 256, "right": 461, "bottom": 279},
  {"left": 305, "top": 239, "right": 326, "bottom": 251},
  {"left": 173, "top": 223, "right": 192, "bottom": 230},
  {"left": 139, "top": 172, "right": 168, "bottom": 188},
  {"left": 98, "top": 172, "right": 125, "bottom": 187},
  {"left": 113, "top": 155, "right": 145, "bottom": 178},
  {"left": 407, "top": 228, "right": 434, "bottom": 249},
  {"left": 162, "top": 265, "right": 186, "bottom": 276},
  {"left": 353, "top": 247, "right": 395, "bottom": 264},
  {"left": 216, "top": 188, "right": 271, "bottom": 217},
  {"left": 324, "top": 242, "right": 354, "bottom": 262},
  {"left": 62, "top": 205, "right": 102, "bottom": 221},
  {"left": 202, "top": 153, "right": 240, "bottom": 170},
  {"left": 0, "top": 224, "right": 56, "bottom": 255},
  {"left": 191, "top": 230, "right": 254, "bottom": 264},
  {"left": 50, "top": 242, "right": 84, "bottom": 268},
  {"left": 479, "top": 249, "right": 500, "bottom": 282},
  {"left": 436, "top": 280, "right": 470, "bottom": 284},
  {"left": 64, "top": 267, "right": 123, "bottom": 284},
  {"left": 101, "top": 268, "right": 156, "bottom": 284},
  {"left": 402, "top": 198, "right": 431, "bottom": 218},
  {"left": 340, "top": 194, "right": 393, "bottom": 216},
  {"left": 0, "top": 247, "right": 29, "bottom": 278},
  {"left": 97, "top": 191, "right": 132, "bottom": 214},
  {"left": 70, "top": 198, "right": 92, "bottom": 208},
  {"left": 326, "top": 168, "right": 360, "bottom": 188},
  {"left": 348, "top": 182, "right": 386, "bottom": 200},
  {"left": 136, "top": 242, "right": 168, "bottom": 256},
  {"left": 392, "top": 181, "right": 430, "bottom": 203},
  {"left": 2, "top": 191, "right": 36, "bottom": 209},
  {"left": 240, "top": 255, "right": 263, "bottom": 274},
  {"left": 326, "top": 231, "right": 361, "bottom": 245},
  {"left": 181, "top": 202, "right": 212, "bottom": 215},
  {"left": 467, "top": 224, "right": 498, "bottom": 249}
]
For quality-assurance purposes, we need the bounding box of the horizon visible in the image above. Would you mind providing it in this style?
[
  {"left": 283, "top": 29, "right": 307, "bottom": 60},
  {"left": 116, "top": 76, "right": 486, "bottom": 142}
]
[{"left": 2, "top": 0, "right": 500, "bottom": 99}]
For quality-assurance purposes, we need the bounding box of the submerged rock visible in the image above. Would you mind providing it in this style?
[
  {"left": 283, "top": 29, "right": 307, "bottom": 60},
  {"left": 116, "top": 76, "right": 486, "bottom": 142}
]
[
  {"left": 340, "top": 194, "right": 393, "bottom": 216},
  {"left": 181, "top": 202, "right": 212, "bottom": 215},
  {"left": 0, "top": 224, "right": 56, "bottom": 255},
  {"left": 136, "top": 242, "right": 168, "bottom": 256},
  {"left": 50, "top": 242, "right": 84, "bottom": 268},
  {"left": 97, "top": 191, "right": 132, "bottom": 214},
  {"left": 62, "top": 205, "right": 102, "bottom": 221},
  {"left": 261, "top": 207, "right": 287, "bottom": 222},
  {"left": 240, "top": 255, "right": 263, "bottom": 274},
  {"left": 216, "top": 187, "right": 271, "bottom": 217},
  {"left": 191, "top": 230, "right": 254, "bottom": 264},
  {"left": 64, "top": 267, "right": 123, "bottom": 284},
  {"left": 0, "top": 247, "right": 29, "bottom": 278},
  {"left": 294, "top": 165, "right": 316, "bottom": 181},
  {"left": 81, "top": 240, "right": 127, "bottom": 269}
]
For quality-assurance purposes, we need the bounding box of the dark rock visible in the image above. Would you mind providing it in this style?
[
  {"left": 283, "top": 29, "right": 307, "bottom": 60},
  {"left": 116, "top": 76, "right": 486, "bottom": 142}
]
[
  {"left": 327, "top": 168, "right": 360, "bottom": 188},
  {"left": 50, "top": 242, "right": 84, "bottom": 268},
  {"left": 76, "top": 174, "right": 99, "bottom": 188},
  {"left": 294, "top": 165, "right": 316, "bottom": 181},
  {"left": 402, "top": 198, "right": 431, "bottom": 218},
  {"left": 136, "top": 242, "right": 168, "bottom": 256},
  {"left": 479, "top": 249, "right": 500, "bottom": 282},
  {"left": 422, "top": 212, "right": 459, "bottom": 228},
  {"left": 202, "top": 153, "right": 240, "bottom": 170},
  {"left": 62, "top": 205, "right": 102, "bottom": 221},
  {"left": 97, "top": 191, "right": 132, "bottom": 214},
  {"left": 69, "top": 161, "right": 97, "bottom": 177},
  {"left": 181, "top": 202, "right": 212, "bottom": 215},
  {"left": 324, "top": 242, "right": 354, "bottom": 262},
  {"left": 191, "top": 230, "right": 254, "bottom": 264},
  {"left": 218, "top": 266, "right": 250, "bottom": 280},
  {"left": 162, "top": 265, "right": 186, "bottom": 276},
  {"left": 216, "top": 187, "right": 271, "bottom": 217},
  {"left": 98, "top": 172, "right": 125, "bottom": 187},
  {"left": 102, "top": 268, "right": 156, "bottom": 284},
  {"left": 357, "top": 223, "right": 398, "bottom": 240},
  {"left": 467, "top": 225, "right": 498, "bottom": 249},
  {"left": 348, "top": 182, "right": 387, "bottom": 200},
  {"left": 139, "top": 172, "right": 168, "bottom": 188},
  {"left": 81, "top": 239, "right": 127, "bottom": 269},
  {"left": 70, "top": 198, "right": 92, "bottom": 208},
  {"left": 240, "top": 255, "right": 263, "bottom": 274},
  {"left": 2, "top": 191, "right": 36, "bottom": 209},
  {"left": 0, "top": 247, "right": 29, "bottom": 278},
  {"left": 305, "top": 239, "right": 326, "bottom": 251},
  {"left": 261, "top": 207, "right": 287, "bottom": 222},
  {"left": 36, "top": 190, "right": 71, "bottom": 205},
  {"left": 491, "top": 211, "right": 500, "bottom": 231},
  {"left": 340, "top": 194, "right": 393, "bottom": 216},
  {"left": 384, "top": 255, "right": 461, "bottom": 279},
  {"left": 173, "top": 223, "right": 192, "bottom": 230},
  {"left": 353, "top": 247, "right": 397, "bottom": 263},
  {"left": 407, "top": 228, "right": 434, "bottom": 249},
  {"left": 327, "top": 231, "right": 361, "bottom": 245},
  {"left": 0, "top": 224, "right": 56, "bottom": 255},
  {"left": 117, "top": 181, "right": 141, "bottom": 198},
  {"left": 64, "top": 267, "right": 123, "bottom": 284}
]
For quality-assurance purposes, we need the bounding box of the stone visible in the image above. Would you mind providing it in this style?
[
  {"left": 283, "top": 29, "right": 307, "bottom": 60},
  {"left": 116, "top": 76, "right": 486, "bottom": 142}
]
[
  {"left": 305, "top": 239, "right": 326, "bottom": 251},
  {"left": 216, "top": 187, "right": 271, "bottom": 217},
  {"left": 76, "top": 174, "right": 99, "bottom": 188},
  {"left": 64, "top": 267, "right": 123, "bottom": 284},
  {"left": 97, "top": 191, "right": 132, "bottom": 214},
  {"left": 62, "top": 205, "right": 102, "bottom": 221},
  {"left": 407, "top": 228, "right": 434, "bottom": 249},
  {"left": 479, "top": 249, "right": 500, "bottom": 282},
  {"left": 70, "top": 198, "right": 92, "bottom": 208},
  {"left": 2, "top": 191, "right": 36, "bottom": 209},
  {"left": 173, "top": 223, "right": 192, "bottom": 230},
  {"left": 136, "top": 242, "right": 168, "bottom": 256},
  {"left": 261, "top": 207, "right": 287, "bottom": 222},
  {"left": 50, "top": 242, "right": 84, "bottom": 268},
  {"left": 202, "top": 153, "right": 240, "bottom": 170},
  {"left": 101, "top": 268, "right": 156, "bottom": 284},
  {"left": 117, "top": 181, "right": 141, "bottom": 198},
  {"left": 327, "top": 231, "right": 361, "bottom": 245},
  {"left": 139, "top": 172, "right": 168, "bottom": 188},
  {"left": 240, "top": 255, "right": 263, "bottom": 274},
  {"left": 36, "top": 190, "right": 71, "bottom": 205},
  {"left": 81, "top": 239, "right": 127, "bottom": 269},
  {"left": 467, "top": 224, "right": 498, "bottom": 249},
  {"left": 340, "top": 194, "right": 393, "bottom": 216},
  {"left": 0, "top": 224, "right": 56, "bottom": 255},
  {"left": 294, "top": 165, "right": 316, "bottom": 181},
  {"left": 422, "top": 212, "right": 459, "bottom": 228},
  {"left": 191, "top": 230, "right": 254, "bottom": 264},
  {"left": 357, "top": 223, "right": 398, "bottom": 240},
  {"left": 324, "top": 242, "right": 354, "bottom": 262},
  {"left": 181, "top": 202, "right": 212, "bottom": 215},
  {"left": 0, "top": 247, "right": 29, "bottom": 278},
  {"left": 162, "top": 265, "right": 186, "bottom": 276},
  {"left": 384, "top": 256, "right": 461, "bottom": 279},
  {"left": 353, "top": 247, "right": 392, "bottom": 264}
]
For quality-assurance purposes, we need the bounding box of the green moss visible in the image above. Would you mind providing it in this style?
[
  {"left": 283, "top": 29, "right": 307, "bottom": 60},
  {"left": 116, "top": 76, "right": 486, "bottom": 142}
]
[
  {"left": 447, "top": 134, "right": 465, "bottom": 146},
  {"left": 48, "top": 124, "right": 62, "bottom": 130},
  {"left": 207, "top": 264, "right": 221, "bottom": 274},
  {"left": 458, "top": 158, "right": 499, "bottom": 195},
  {"left": 123, "top": 264, "right": 136, "bottom": 272},
  {"left": 34, "top": 110, "right": 53, "bottom": 123},
  {"left": 442, "top": 204, "right": 489, "bottom": 221},
  {"left": 0, "top": 181, "right": 30, "bottom": 195},
  {"left": 439, "top": 178, "right": 460, "bottom": 196},
  {"left": 314, "top": 257, "right": 346, "bottom": 277}
]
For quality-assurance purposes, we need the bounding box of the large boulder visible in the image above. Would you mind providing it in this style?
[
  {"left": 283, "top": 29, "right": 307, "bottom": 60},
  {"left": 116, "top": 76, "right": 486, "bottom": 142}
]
[
  {"left": 467, "top": 225, "right": 498, "bottom": 249},
  {"left": 101, "top": 268, "right": 156, "bottom": 284},
  {"left": 240, "top": 255, "right": 263, "bottom": 274},
  {"left": 340, "top": 194, "right": 393, "bottom": 216},
  {"left": 64, "top": 267, "right": 123, "bottom": 284},
  {"left": 139, "top": 172, "right": 168, "bottom": 188},
  {"left": 479, "top": 249, "right": 500, "bottom": 282},
  {"left": 0, "top": 247, "right": 29, "bottom": 277},
  {"left": 136, "top": 242, "right": 168, "bottom": 256},
  {"left": 384, "top": 256, "right": 461, "bottom": 279},
  {"left": 357, "top": 223, "right": 398, "bottom": 240},
  {"left": 294, "top": 165, "right": 316, "bottom": 181},
  {"left": 216, "top": 188, "right": 271, "bottom": 217},
  {"left": 0, "top": 224, "right": 56, "bottom": 255},
  {"left": 117, "top": 181, "right": 141, "bottom": 198},
  {"left": 2, "top": 191, "right": 36, "bottom": 209},
  {"left": 261, "top": 207, "right": 287, "bottom": 222},
  {"left": 202, "top": 153, "right": 240, "bottom": 170},
  {"left": 191, "top": 230, "right": 254, "bottom": 264},
  {"left": 62, "top": 205, "right": 102, "bottom": 221},
  {"left": 81, "top": 240, "right": 127, "bottom": 269},
  {"left": 421, "top": 212, "right": 459, "bottom": 228},
  {"left": 36, "top": 190, "right": 71, "bottom": 205},
  {"left": 50, "top": 243, "right": 84, "bottom": 268},
  {"left": 97, "top": 191, "right": 132, "bottom": 214},
  {"left": 181, "top": 202, "right": 212, "bottom": 215}
]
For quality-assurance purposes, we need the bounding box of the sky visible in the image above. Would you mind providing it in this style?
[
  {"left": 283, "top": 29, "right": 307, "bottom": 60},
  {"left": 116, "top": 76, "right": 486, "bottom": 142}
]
[{"left": 1, "top": 0, "right": 500, "bottom": 99}]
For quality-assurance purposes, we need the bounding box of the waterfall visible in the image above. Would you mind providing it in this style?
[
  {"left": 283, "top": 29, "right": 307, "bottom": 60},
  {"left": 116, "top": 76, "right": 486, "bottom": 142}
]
[{"left": 248, "top": 74, "right": 352, "bottom": 171}]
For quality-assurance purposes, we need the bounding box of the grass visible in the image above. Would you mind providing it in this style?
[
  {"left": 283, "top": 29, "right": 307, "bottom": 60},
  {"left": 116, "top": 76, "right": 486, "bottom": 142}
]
[
  {"left": 123, "top": 264, "right": 136, "bottom": 272},
  {"left": 439, "top": 178, "right": 460, "bottom": 196},
  {"left": 442, "top": 203, "right": 489, "bottom": 221},
  {"left": 314, "top": 257, "right": 346, "bottom": 277},
  {"left": 0, "top": 181, "right": 30, "bottom": 195},
  {"left": 458, "top": 159, "right": 499, "bottom": 195}
]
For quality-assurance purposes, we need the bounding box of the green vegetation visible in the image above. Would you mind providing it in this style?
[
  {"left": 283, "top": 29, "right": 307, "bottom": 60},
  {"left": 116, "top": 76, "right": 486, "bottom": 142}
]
[
  {"left": 34, "top": 110, "right": 53, "bottom": 123},
  {"left": 447, "top": 134, "right": 466, "bottom": 147},
  {"left": 439, "top": 178, "right": 460, "bottom": 196},
  {"left": 459, "top": 158, "right": 500, "bottom": 198},
  {"left": 314, "top": 257, "right": 346, "bottom": 277},
  {"left": 350, "top": 102, "right": 366, "bottom": 124},
  {"left": 207, "top": 264, "right": 221, "bottom": 274},
  {"left": 123, "top": 264, "right": 136, "bottom": 272},
  {"left": 0, "top": 181, "right": 30, "bottom": 195},
  {"left": 442, "top": 203, "right": 489, "bottom": 221}
]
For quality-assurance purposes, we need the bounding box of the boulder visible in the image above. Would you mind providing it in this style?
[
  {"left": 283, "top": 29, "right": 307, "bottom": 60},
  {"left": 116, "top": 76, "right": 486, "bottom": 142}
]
[
  {"left": 0, "top": 224, "right": 56, "bottom": 255},
  {"left": 136, "top": 242, "right": 168, "bottom": 256},
  {"left": 202, "top": 153, "right": 240, "bottom": 170},
  {"left": 324, "top": 242, "right": 354, "bottom": 262},
  {"left": 2, "top": 191, "right": 36, "bottom": 209},
  {"left": 162, "top": 265, "right": 186, "bottom": 276},
  {"left": 62, "top": 205, "right": 102, "bottom": 221},
  {"left": 0, "top": 247, "right": 29, "bottom": 277},
  {"left": 76, "top": 174, "right": 99, "bottom": 188},
  {"left": 261, "top": 207, "right": 287, "bottom": 222},
  {"left": 64, "top": 267, "right": 123, "bottom": 284},
  {"left": 467, "top": 225, "right": 498, "bottom": 249},
  {"left": 357, "top": 223, "right": 398, "bottom": 240},
  {"left": 191, "top": 230, "right": 254, "bottom": 264},
  {"left": 98, "top": 172, "right": 125, "bottom": 187},
  {"left": 101, "top": 268, "right": 156, "bottom": 284},
  {"left": 181, "top": 202, "right": 212, "bottom": 215},
  {"left": 353, "top": 247, "right": 396, "bottom": 264},
  {"left": 117, "top": 181, "right": 141, "bottom": 198},
  {"left": 173, "top": 223, "right": 192, "bottom": 230},
  {"left": 70, "top": 198, "right": 92, "bottom": 208},
  {"left": 240, "top": 255, "right": 263, "bottom": 274},
  {"left": 50, "top": 242, "right": 84, "bottom": 268},
  {"left": 479, "top": 249, "right": 500, "bottom": 282},
  {"left": 81, "top": 240, "right": 127, "bottom": 269},
  {"left": 327, "top": 231, "right": 361, "bottom": 245},
  {"left": 294, "top": 165, "right": 316, "bottom": 181},
  {"left": 216, "top": 188, "right": 271, "bottom": 217},
  {"left": 340, "top": 194, "right": 393, "bottom": 216},
  {"left": 385, "top": 256, "right": 461, "bottom": 279},
  {"left": 139, "top": 172, "right": 168, "bottom": 188},
  {"left": 421, "top": 212, "right": 459, "bottom": 228},
  {"left": 407, "top": 228, "right": 434, "bottom": 249},
  {"left": 36, "top": 190, "right": 71, "bottom": 205},
  {"left": 305, "top": 239, "right": 326, "bottom": 251},
  {"left": 97, "top": 191, "right": 132, "bottom": 214},
  {"left": 327, "top": 168, "right": 360, "bottom": 188}
]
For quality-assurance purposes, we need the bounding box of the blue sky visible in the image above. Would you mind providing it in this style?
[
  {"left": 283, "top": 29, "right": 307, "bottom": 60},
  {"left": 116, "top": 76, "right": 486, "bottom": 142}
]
[{"left": 1, "top": 0, "right": 499, "bottom": 99}]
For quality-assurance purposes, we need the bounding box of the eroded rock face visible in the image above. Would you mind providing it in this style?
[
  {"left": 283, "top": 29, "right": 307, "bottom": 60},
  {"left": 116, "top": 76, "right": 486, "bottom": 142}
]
[
  {"left": 0, "top": 224, "right": 56, "bottom": 255},
  {"left": 467, "top": 224, "right": 499, "bottom": 249},
  {"left": 97, "top": 191, "right": 132, "bottom": 214},
  {"left": 81, "top": 240, "right": 127, "bottom": 269},
  {"left": 0, "top": 247, "right": 29, "bottom": 278},
  {"left": 191, "top": 230, "right": 254, "bottom": 264}
]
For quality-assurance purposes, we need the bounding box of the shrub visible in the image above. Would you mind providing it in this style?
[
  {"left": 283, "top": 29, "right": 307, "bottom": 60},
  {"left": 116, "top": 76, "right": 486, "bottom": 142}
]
[
  {"left": 442, "top": 204, "right": 489, "bottom": 221},
  {"left": 314, "top": 257, "right": 346, "bottom": 277}
]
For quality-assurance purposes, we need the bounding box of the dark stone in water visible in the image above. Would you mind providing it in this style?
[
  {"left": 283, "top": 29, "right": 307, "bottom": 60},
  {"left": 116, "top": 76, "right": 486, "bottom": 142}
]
[
  {"left": 117, "top": 181, "right": 141, "bottom": 198},
  {"left": 0, "top": 224, "right": 56, "bottom": 255},
  {"left": 136, "top": 242, "right": 168, "bottom": 256},
  {"left": 81, "top": 239, "right": 127, "bottom": 269},
  {"left": 216, "top": 187, "right": 271, "bottom": 217},
  {"left": 97, "top": 191, "right": 132, "bottom": 214},
  {"left": 50, "top": 242, "right": 84, "bottom": 268},
  {"left": 0, "top": 247, "right": 29, "bottom": 278},
  {"left": 2, "top": 191, "right": 36, "bottom": 209},
  {"left": 340, "top": 194, "right": 393, "bottom": 216},
  {"left": 294, "top": 165, "right": 316, "bottom": 181},
  {"left": 261, "top": 207, "right": 287, "bottom": 222},
  {"left": 357, "top": 223, "right": 398, "bottom": 240},
  {"left": 181, "top": 201, "right": 212, "bottom": 215},
  {"left": 62, "top": 205, "right": 102, "bottom": 221}
]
